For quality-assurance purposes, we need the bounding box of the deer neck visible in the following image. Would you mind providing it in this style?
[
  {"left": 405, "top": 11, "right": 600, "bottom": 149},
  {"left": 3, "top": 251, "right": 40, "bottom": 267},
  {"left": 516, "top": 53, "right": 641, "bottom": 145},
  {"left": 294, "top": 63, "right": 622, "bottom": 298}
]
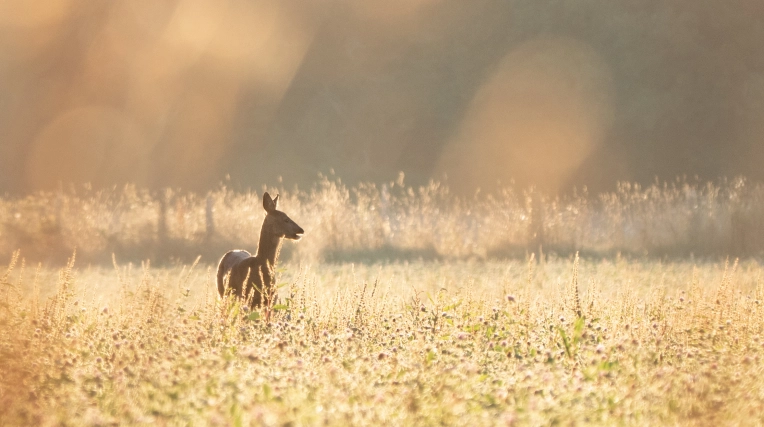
[{"left": 255, "top": 227, "right": 283, "bottom": 269}]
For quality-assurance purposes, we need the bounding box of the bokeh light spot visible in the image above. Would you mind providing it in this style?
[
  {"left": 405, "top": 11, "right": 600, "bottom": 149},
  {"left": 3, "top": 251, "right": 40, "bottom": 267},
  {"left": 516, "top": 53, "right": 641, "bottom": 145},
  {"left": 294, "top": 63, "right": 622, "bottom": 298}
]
[{"left": 436, "top": 37, "right": 615, "bottom": 193}]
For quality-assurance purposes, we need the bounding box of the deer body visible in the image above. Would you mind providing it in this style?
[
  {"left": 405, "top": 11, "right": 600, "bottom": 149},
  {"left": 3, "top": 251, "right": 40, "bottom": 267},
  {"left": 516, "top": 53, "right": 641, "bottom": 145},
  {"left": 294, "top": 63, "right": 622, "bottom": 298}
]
[{"left": 216, "top": 192, "right": 303, "bottom": 308}]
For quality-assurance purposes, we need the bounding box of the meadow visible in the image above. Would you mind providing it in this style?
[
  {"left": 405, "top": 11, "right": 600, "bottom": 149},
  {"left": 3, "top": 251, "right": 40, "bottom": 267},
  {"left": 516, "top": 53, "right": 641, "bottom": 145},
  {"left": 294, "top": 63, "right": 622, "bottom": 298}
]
[{"left": 2, "top": 177, "right": 764, "bottom": 425}]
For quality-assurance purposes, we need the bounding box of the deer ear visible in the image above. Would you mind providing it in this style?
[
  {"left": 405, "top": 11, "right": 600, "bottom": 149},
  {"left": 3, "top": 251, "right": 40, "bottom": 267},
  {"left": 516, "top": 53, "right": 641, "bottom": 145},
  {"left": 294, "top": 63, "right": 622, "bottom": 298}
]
[
  {"left": 263, "top": 192, "right": 276, "bottom": 212},
  {"left": 272, "top": 194, "right": 279, "bottom": 209}
]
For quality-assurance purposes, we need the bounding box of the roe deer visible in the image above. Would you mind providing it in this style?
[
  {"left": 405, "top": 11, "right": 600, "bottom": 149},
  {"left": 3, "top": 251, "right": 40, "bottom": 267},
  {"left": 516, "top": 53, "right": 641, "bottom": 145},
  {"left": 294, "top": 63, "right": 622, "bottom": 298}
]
[{"left": 216, "top": 192, "right": 304, "bottom": 309}]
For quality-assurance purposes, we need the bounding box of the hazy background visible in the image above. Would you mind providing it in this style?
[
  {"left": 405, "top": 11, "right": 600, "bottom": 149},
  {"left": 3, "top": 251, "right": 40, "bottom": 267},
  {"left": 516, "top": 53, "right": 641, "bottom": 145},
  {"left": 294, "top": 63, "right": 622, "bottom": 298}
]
[{"left": 2, "top": 0, "right": 763, "bottom": 195}]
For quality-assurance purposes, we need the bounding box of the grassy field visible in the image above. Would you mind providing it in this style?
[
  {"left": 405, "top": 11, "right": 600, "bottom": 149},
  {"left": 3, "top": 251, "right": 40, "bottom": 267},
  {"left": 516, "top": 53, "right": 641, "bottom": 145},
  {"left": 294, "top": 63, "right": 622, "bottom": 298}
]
[{"left": 2, "top": 250, "right": 764, "bottom": 426}]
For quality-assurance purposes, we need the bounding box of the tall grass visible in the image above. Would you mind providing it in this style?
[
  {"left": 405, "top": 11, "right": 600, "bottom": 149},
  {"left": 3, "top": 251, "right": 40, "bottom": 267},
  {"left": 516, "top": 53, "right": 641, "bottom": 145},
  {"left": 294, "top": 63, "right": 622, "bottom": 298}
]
[
  {"left": 1, "top": 252, "right": 763, "bottom": 425},
  {"left": 2, "top": 176, "right": 764, "bottom": 265}
]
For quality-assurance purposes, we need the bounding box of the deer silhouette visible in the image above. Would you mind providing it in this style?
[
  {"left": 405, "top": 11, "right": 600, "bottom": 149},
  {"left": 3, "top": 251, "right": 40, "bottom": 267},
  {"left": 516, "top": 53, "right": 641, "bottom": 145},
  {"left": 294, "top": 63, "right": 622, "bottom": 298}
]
[{"left": 216, "top": 192, "right": 304, "bottom": 309}]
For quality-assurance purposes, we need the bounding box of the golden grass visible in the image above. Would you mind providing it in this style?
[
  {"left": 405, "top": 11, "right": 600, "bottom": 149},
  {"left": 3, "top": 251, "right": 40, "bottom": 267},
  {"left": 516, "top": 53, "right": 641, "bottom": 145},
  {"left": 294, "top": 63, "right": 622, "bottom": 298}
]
[
  {"left": 2, "top": 251, "right": 764, "bottom": 426},
  {"left": 3, "top": 176, "right": 764, "bottom": 266}
]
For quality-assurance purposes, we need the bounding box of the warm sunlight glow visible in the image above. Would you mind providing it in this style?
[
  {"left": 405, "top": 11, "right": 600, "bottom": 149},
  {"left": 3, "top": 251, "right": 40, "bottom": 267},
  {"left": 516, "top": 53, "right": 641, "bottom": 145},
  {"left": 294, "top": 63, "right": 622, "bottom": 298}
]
[
  {"left": 0, "top": 0, "right": 72, "bottom": 28},
  {"left": 27, "top": 107, "right": 147, "bottom": 189},
  {"left": 1, "top": 1, "right": 763, "bottom": 193},
  {"left": 436, "top": 38, "right": 614, "bottom": 192},
  {"left": 5, "top": 0, "right": 317, "bottom": 191}
]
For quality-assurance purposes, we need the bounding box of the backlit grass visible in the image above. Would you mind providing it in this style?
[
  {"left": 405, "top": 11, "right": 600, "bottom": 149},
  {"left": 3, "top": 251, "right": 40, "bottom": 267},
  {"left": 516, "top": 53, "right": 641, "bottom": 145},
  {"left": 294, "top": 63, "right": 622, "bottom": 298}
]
[
  {"left": 2, "top": 252, "right": 764, "bottom": 425},
  {"left": 3, "top": 176, "right": 764, "bottom": 265}
]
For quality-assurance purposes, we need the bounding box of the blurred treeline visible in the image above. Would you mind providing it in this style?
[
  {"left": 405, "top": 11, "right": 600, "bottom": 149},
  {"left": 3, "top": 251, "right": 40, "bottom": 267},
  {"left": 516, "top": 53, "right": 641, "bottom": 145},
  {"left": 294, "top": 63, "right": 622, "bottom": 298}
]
[
  {"left": 2, "top": 1, "right": 764, "bottom": 195},
  {"left": 2, "top": 176, "right": 764, "bottom": 265}
]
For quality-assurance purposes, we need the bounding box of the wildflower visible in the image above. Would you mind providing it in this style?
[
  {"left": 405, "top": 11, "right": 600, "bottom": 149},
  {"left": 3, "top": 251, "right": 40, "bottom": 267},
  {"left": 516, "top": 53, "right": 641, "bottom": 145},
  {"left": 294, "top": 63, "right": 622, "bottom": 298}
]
[{"left": 507, "top": 295, "right": 516, "bottom": 302}]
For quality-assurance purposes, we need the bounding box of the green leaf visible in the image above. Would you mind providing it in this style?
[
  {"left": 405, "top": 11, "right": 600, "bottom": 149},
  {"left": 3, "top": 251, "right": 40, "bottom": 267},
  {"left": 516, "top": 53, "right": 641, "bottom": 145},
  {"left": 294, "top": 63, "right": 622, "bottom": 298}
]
[
  {"left": 231, "top": 401, "right": 243, "bottom": 427},
  {"left": 263, "top": 383, "right": 272, "bottom": 400},
  {"left": 272, "top": 304, "right": 288, "bottom": 311},
  {"left": 246, "top": 312, "right": 260, "bottom": 321},
  {"left": 427, "top": 293, "right": 435, "bottom": 304},
  {"left": 573, "top": 317, "right": 585, "bottom": 344},
  {"left": 443, "top": 301, "right": 462, "bottom": 311},
  {"left": 559, "top": 327, "right": 572, "bottom": 359}
]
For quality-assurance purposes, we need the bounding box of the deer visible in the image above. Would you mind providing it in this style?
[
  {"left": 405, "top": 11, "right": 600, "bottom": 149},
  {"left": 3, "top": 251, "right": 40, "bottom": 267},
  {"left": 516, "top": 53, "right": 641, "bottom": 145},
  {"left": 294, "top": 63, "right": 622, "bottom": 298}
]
[{"left": 216, "top": 192, "right": 304, "bottom": 310}]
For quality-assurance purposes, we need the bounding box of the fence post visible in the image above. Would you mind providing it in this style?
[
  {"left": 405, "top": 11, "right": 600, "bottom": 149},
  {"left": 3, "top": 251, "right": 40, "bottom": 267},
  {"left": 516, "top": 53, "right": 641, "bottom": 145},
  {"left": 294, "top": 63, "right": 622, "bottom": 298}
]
[
  {"left": 205, "top": 194, "right": 215, "bottom": 240},
  {"left": 157, "top": 191, "right": 167, "bottom": 243},
  {"left": 529, "top": 190, "right": 545, "bottom": 251}
]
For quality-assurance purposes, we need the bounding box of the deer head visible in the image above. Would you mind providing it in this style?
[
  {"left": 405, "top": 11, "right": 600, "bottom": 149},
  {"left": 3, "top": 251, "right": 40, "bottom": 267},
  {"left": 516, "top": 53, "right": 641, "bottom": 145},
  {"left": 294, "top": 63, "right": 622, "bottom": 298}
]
[{"left": 261, "top": 192, "right": 304, "bottom": 240}]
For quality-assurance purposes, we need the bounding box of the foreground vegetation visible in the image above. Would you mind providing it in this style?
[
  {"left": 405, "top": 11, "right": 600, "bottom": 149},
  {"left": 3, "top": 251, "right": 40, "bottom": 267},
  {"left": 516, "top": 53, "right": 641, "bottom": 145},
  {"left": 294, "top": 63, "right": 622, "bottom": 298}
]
[{"left": 2, "top": 251, "right": 764, "bottom": 426}]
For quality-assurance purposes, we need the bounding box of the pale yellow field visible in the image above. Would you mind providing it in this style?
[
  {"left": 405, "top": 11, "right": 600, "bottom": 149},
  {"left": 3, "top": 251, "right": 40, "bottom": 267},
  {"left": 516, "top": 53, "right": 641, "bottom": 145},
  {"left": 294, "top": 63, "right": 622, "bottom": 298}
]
[{"left": 2, "top": 252, "right": 764, "bottom": 426}]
